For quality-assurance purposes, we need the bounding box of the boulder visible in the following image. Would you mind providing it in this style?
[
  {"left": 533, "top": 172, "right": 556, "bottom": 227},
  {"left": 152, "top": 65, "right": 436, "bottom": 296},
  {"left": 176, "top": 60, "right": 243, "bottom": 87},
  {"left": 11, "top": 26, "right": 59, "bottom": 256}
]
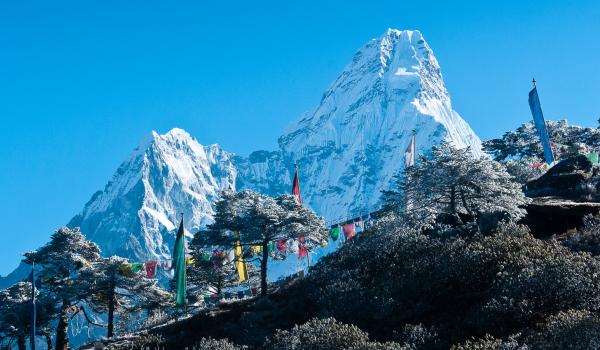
[{"left": 525, "top": 155, "right": 600, "bottom": 201}]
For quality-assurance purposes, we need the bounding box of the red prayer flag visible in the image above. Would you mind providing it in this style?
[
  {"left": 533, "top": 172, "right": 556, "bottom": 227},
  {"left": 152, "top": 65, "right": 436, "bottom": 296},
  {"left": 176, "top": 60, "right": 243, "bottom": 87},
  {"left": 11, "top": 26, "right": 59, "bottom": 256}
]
[
  {"left": 145, "top": 261, "right": 158, "bottom": 278},
  {"left": 343, "top": 223, "right": 356, "bottom": 240},
  {"left": 292, "top": 164, "right": 301, "bottom": 204},
  {"left": 298, "top": 244, "right": 308, "bottom": 260},
  {"left": 276, "top": 239, "right": 288, "bottom": 253}
]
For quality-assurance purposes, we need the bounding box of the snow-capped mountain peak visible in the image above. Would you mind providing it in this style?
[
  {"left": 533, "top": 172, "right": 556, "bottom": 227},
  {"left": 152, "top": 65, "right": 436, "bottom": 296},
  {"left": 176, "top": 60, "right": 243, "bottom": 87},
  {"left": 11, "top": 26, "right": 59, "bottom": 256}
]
[
  {"left": 0, "top": 29, "right": 486, "bottom": 289},
  {"left": 67, "top": 28, "right": 482, "bottom": 265},
  {"left": 68, "top": 128, "right": 237, "bottom": 262},
  {"left": 278, "top": 28, "right": 482, "bottom": 222}
]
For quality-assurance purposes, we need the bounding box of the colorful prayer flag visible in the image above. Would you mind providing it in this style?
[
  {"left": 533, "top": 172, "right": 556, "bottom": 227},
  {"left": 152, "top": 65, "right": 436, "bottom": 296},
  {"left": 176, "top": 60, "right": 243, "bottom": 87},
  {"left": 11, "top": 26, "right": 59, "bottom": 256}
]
[
  {"left": 212, "top": 251, "right": 225, "bottom": 270},
  {"left": 330, "top": 226, "right": 341, "bottom": 241},
  {"left": 587, "top": 152, "right": 599, "bottom": 165},
  {"left": 354, "top": 219, "right": 364, "bottom": 232},
  {"left": 342, "top": 223, "right": 356, "bottom": 240},
  {"left": 298, "top": 244, "right": 308, "bottom": 260},
  {"left": 292, "top": 163, "right": 302, "bottom": 204},
  {"left": 267, "top": 241, "right": 275, "bottom": 253},
  {"left": 145, "top": 261, "right": 158, "bottom": 278},
  {"left": 172, "top": 217, "right": 187, "bottom": 306},
  {"left": 364, "top": 218, "right": 373, "bottom": 230},
  {"left": 158, "top": 260, "right": 171, "bottom": 272},
  {"left": 404, "top": 132, "right": 416, "bottom": 167},
  {"left": 528, "top": 84, "right": 555, "bottom": 165},
  {"left": 252, "top": 245, "right": 263, "bottom": 255},
  {"left": 130, "top": 263, "right": 144, "bottom": 273},
  {"left": 290, "top": 240, "right": 299, "bottom": 253},
  {"left": 226, "top": 249, "right": 235, "bottom": 263},
  {"left": 234, "top": 232, "right": 249, "bottom": 282},
  {"left": 276, "top": 239, "right": 288, "bottom": 253},
  {"left": 119, "top": 263, "right": 135, "bottom": 277},
  {"left": 185, "top": 256, "right": 195, "bottom": 266}
]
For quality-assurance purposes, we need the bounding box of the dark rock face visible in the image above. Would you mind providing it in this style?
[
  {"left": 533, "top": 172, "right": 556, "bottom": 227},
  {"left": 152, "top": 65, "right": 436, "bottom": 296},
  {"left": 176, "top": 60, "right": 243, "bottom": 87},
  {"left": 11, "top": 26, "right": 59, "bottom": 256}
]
[
  {"left": 523, "top": 156, "right": 600, "bottom": 236},
  {"left": 526, "top": 155, "right": 600, "bottom": 200},
  {"left": 523, "top": 197, "right": 600, "bottom": 237}
]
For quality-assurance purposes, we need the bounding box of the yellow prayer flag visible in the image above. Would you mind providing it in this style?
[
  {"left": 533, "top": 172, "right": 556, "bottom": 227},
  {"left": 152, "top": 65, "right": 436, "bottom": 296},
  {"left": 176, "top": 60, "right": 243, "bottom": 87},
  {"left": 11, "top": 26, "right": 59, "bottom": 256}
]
[
  {"left": 235, "top": 232, "right": 248, "bottom": 282},
  {"left": 252, "top": 245, "right": 263, "bottom": 255}
]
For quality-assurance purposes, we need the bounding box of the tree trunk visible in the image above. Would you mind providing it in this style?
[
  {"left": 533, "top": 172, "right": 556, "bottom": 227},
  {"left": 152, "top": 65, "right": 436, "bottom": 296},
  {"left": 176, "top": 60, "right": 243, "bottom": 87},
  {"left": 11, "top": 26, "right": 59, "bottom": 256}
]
[
  {"left": 450, "top": 186, "right": 457, "bottom": 214},
  {"left": 107, "top": 274, "right": 116, "bottom": 338},
  {"left": 260, "top": 239, "right": 269, "bottom": 297},
  {"left": 55, "top": 300, "right": 69, "bottom": 350},
  {"left": 17, "top": 334, "right": 26, "bottom": 350},
  {"left": 460, "top": 189, "right": 473, "bottom": 216}
]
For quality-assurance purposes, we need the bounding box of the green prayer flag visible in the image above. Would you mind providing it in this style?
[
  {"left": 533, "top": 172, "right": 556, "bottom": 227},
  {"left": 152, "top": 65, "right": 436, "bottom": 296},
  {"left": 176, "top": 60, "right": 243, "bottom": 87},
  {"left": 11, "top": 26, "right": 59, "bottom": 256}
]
[
  {"left": 330, "top": 226, "right": 341, "bottom": 241},
  {"left": 587, "top": 152, "right": 598, "bottom": 165},
  {"left": 130, "top": 263, "right": 144, "bottom": 273},
  {"left": 201, "top": 252, "right": 212, "bottom": 262},
  {"left": 267, "top": 241, "right": 275, "bottom": 253},
  {"left": 172, "top": 218, "right": 187, "bottom": 306}
]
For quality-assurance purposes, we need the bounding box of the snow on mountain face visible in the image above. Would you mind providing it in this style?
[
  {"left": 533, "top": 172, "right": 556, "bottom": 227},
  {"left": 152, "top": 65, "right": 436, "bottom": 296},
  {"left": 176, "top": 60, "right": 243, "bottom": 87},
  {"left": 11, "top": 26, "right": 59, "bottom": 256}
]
[
  {"left": 278, "top": 29, "right": 482, "bottom": 222},
  {"left": 68, "top": 128, "right": 237, "bottom": 262},
  {"left": 1, "top": 28, "right": 484, "bottom": 289}
]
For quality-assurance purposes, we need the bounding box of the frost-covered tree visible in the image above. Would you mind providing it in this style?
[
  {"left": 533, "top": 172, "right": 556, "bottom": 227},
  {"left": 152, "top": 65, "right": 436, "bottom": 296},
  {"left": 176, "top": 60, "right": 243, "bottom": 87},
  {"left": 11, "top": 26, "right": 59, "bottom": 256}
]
[
  {"left": 0, "top": 282, "right": 57, "bottom": 350},
  {"left": 24, "top": 227, "right": 102, "bottom": 350},
  {"left": 195, "top": 190, "right": 327, "bottom": 296},
  {"left": 187, "top": 245, "right": 260, "bottom": 299},
  {"left": 483, "top": 120, "right": 600, "bottom": 162},
  {"left": 77, "top": 256, "right": 172, "bottom": 338},
  {"left": 383, "top": 143, "right": 529, "bottom": 227},
  {"left": 502, "top": 157, "right": 546, "bottom": 184}
]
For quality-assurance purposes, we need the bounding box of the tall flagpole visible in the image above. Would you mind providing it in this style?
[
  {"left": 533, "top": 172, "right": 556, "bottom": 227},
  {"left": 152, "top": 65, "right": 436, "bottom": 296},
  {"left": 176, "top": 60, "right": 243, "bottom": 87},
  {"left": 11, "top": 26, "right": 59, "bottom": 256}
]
[{"left": 31, "top": 260, "right": 36, "bottom": 350}]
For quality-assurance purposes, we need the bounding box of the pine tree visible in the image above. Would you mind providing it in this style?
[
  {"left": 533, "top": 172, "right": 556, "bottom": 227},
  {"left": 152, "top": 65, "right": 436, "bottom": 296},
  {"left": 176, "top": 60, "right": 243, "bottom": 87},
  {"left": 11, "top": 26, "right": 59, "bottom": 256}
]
[
  {"left": 187, "top": 245, "right": 260, "bottom": 299},
  {"left": 483, "top": 119, "right": 600, "bottom": 162},
  {"left": 76, "top": 256, "right": 172, "bottom": 338},
  {"left": 383, "top": 143, "right": 530, "bottom": 228},
  {"left": 0, "top": 282, "right": 57, "bottom": 350},
  {"left": 194, "top": 190, "right": 327, "bottom": 296},
  {"left": 23, "top": 227, "right": 102, "bottom": 350}
]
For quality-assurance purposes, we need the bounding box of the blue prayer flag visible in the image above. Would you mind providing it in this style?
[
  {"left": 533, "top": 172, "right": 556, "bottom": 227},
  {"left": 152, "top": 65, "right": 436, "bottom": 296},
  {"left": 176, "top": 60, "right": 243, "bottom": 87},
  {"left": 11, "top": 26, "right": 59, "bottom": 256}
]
[{"left": 528, "top": 86, "right": 555, "bottom": 164}]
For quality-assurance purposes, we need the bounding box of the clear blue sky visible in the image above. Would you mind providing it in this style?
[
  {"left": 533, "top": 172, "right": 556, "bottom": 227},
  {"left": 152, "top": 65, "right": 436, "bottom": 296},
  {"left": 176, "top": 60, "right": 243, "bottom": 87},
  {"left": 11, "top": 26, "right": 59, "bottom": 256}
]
[{"left": 1, "top": 0, "right": 599, "bottom": 274}]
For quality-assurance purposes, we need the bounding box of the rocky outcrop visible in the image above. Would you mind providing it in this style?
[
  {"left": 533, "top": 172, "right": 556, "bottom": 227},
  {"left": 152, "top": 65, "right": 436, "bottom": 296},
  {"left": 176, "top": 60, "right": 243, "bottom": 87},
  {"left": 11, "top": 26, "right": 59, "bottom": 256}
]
[
  {"left": 525, "top": 155, "right": 600, "bottom": 201},
  {"left": 523, "top": 197, "right": 600, "bottom": 237},
  {"left": 523, "top": 155, "right": 600, "bottom": 236}
]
